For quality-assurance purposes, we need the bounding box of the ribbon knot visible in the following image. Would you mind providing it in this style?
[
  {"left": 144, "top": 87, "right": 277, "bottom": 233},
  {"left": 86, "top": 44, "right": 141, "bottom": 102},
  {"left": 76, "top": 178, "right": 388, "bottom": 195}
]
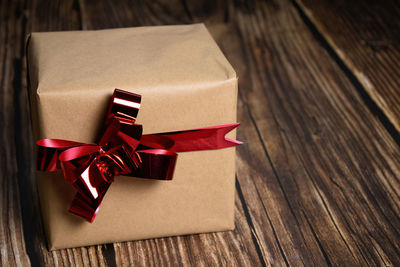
[
  {"left": 37, "top": 89, "right": 241, "bottom": 222},
  {"left": 92, "top": 146, "right": 132, "bottom": 182}
]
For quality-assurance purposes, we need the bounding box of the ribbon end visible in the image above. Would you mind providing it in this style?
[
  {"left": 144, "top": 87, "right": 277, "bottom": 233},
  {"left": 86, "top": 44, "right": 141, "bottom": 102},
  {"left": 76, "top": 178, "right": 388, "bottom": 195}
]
[
  {"left": 69, "top": 193, "right": 101, "bottom": 223},
  {"left": 220, "top": 122, "right": 242, "bottom": 148},
  {"left": 224, "top": 137, "right": 243, "bottom": 147}
]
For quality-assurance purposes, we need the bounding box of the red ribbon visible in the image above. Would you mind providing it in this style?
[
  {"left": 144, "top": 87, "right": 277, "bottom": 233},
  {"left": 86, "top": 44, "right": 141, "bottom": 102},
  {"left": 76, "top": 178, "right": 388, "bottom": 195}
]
[{"left": 37, "top": 89, "right": 241, "bottom": 223}]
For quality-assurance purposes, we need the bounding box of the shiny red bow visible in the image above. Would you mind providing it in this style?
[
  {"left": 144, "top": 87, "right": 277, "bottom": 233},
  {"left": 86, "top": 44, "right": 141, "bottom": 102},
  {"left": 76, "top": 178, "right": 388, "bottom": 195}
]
[{"left": 37, "top": 89, "right": 241, "bottom": 223}]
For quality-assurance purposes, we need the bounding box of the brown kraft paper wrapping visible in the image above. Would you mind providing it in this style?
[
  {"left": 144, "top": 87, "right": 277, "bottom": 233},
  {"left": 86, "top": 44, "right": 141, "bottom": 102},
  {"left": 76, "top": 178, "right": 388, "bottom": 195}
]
[{"left": 27, "top": 24, "right": 238, "bottom": 250}]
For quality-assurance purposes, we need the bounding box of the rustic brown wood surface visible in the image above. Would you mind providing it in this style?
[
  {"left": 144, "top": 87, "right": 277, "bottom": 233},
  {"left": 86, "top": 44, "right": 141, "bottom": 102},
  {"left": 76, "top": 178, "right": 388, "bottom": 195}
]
[
  {"left": 295, "top": 0, "right": 400, "bottom": 133},
  {"left": 1, "top": 0, "right": 399, "bottom": 266}
]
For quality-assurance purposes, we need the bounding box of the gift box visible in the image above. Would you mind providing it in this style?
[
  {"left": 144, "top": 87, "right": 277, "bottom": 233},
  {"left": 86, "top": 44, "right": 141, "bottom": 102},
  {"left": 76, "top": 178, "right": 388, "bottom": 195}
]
[{"left": 26, "top": 24, "right": 238, "bottom": 250}]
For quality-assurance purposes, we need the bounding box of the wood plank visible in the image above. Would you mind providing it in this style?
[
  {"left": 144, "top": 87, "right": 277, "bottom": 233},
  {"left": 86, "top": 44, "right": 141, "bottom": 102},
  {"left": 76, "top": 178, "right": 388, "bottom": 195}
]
[
  {"left": 0, "top": 0, "right": 32, "bottom": 266},
  {"left": 14, "top": 0, "right": 115, "bottom": 266},
  {"left": 295, "top": 0, "right": 400, "bottom": 132},
  {"left": 213, "top": 2, "right": 361, "bottom": 265},
  {"left": 226, "top": 0, "right": 400, "bottom": 265}
]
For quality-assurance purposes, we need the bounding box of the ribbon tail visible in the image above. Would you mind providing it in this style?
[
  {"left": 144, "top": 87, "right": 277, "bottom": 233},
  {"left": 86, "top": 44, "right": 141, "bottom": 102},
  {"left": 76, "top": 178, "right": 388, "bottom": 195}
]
[
  {"left": 69, "top": 190, "right": 108, "bottom": 223},
  {"left": 131, "top": 123, "right": 241, "bottom": 180},
  {"left": 141, "top": 123, "right": 242, "bottom": 153}
]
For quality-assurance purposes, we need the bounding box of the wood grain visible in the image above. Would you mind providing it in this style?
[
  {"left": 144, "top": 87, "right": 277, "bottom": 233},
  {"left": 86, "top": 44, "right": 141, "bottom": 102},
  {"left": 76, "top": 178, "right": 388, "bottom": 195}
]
[
  {"left": 229, "top": 1, "right": 400, "bottom": 265},
  {"left": 1, "top": 0, "right": 31, "bottom": 266},
  {"left": 9, "top": 0, "right": 114, "bottom": 266},
  {"left": 295, "top": 0, "right": 400, "bottom": 133},
  {"left": 1, "top": 0, "right": 399, "bottom": 266}
]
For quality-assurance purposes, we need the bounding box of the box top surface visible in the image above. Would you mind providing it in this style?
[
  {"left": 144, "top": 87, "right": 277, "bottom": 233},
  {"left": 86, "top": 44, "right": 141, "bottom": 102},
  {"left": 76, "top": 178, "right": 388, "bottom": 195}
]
[
  {"left": 28, "top": 24, "right": 236, "bottom": 94},
  {"left": 28, "top": 24, "right": 238, "bottom": 142}
]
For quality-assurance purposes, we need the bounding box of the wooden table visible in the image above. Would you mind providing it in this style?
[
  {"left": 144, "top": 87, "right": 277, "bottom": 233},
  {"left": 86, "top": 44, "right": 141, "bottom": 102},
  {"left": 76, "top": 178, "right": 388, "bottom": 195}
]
[{"left": 1, "top": 0, "right": 399, "bottom": 266}]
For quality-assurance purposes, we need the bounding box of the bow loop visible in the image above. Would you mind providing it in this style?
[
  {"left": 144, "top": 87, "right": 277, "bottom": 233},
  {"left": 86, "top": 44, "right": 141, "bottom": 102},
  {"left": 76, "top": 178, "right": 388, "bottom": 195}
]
[
  {"left": 37, "top": 139, "right": 85, "bottom": 171},
  {"left": 59, "top": 145, "right": 101, "bottom": 182},
  {"left": 106, "top": 89, "right": 141, "bottom": 123}
]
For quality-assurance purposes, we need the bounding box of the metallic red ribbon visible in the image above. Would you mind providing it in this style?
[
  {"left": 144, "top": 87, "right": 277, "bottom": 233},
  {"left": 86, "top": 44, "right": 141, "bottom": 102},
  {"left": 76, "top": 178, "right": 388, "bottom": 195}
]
[{"left": 37, "top": 89, "right": 241, "bottom": 222}]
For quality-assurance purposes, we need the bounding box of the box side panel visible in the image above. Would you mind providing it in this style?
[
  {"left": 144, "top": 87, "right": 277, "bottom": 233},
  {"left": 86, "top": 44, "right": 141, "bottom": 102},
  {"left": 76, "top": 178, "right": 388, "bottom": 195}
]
[
  {"left": 44, "top": 147, "right": 235, "bottom": 250},
  {"left": 36, "top": 78, "right": 238, "bottom": 249}
]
